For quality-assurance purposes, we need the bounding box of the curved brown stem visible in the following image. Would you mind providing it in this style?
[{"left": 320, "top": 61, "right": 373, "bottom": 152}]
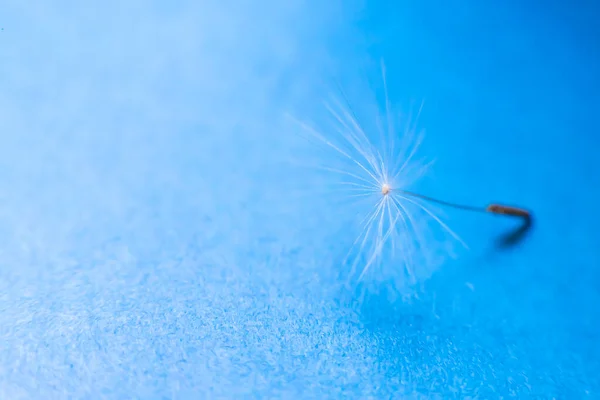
[
  {"left": 398, "top": 191, "right": 533, "bottom": 247},
  {"left": 400, "top": 190, "right": 531, "bottom": 220},
  {"left": 486, "top": 204, "right": 531, "bottom": 219}
]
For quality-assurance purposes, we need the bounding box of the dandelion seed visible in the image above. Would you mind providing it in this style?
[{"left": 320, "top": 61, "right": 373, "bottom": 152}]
[{"left": 290, "top": 59, "right": 532, "bottom": 295}]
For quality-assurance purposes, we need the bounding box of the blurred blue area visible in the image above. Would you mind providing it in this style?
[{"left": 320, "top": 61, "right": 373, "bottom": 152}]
[{"left": 1, "top": 0, "right": 599, "bottom": 398}]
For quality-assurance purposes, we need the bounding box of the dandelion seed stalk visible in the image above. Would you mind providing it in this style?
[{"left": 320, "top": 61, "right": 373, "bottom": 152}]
[{"left": 387, "top": 188, "right": 532, "bottom": 220}]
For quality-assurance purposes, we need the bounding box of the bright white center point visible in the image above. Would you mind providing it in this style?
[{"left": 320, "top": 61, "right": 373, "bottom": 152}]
[{"left": 381, "top": 183, "right": 391, "bottom": 196}]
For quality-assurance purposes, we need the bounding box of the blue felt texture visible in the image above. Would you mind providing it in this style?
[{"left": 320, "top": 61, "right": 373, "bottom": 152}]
[{"left": 1, "top": 0, "right": 599, "bottom": 398}]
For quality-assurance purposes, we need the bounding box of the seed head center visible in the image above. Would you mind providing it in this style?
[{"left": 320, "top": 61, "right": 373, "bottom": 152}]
[{"left": 381, "top": 183, "right": 391, "bottom": 196}]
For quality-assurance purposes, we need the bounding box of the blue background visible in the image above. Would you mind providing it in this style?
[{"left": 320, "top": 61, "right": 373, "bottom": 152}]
[{"left": 1, "top": 0, "right": 599, "bottom": 398}]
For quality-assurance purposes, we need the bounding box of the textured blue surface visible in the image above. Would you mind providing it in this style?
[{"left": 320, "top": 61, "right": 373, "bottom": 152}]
[{"left": 1, "top": 0, "right": 600, "bottom": 398}]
